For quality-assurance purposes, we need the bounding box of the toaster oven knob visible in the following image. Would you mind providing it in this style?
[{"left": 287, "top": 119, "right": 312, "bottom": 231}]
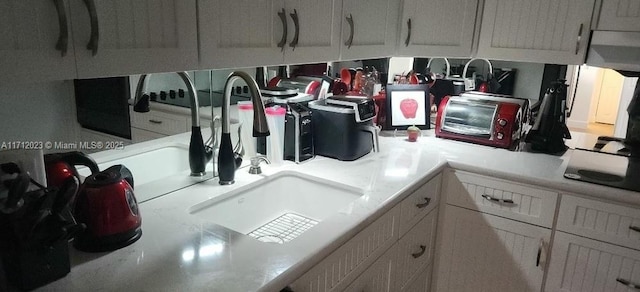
[
  {"left": 496, "top": 132, "right": 504, "bottom": 140},
  {"left": 498, "top": 119, "right": 508, "bottom": 127}
]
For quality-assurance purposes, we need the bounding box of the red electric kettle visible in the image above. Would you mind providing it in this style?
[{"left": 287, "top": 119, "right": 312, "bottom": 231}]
[
  {"left": 73, "top": 165, "right": 141, "bottom": 252},
  {"left": 44, "top": 151, "right": 100, "bottom": 188}
]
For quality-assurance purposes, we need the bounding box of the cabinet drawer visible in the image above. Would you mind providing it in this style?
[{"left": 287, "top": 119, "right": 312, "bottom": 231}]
[
  {"left": 344, "top": 244, "right": 397, "bottom": 292},
  {"left": 401, "top": 263, "right": 432, "bottom": 292},
  {"left": 557, "top": 195, "right": 640, "bottom": 250},
  {"left": 130, "top": 108, "right": 188, "bottom": 135},
  {"left": 399, "top": 174, "right": 441, "bottom": 236},
  {"left": 290, "top": 205, "right": 399, "bottom": 292},
  {"left": 546, "top": 231, "right": 640, "bottom": 292},
  {"left": 396, "top": 209, "right": 438, "bottom": 291},
  {"left": 445, "top": 170, "right": 558, "bottom": 227}
]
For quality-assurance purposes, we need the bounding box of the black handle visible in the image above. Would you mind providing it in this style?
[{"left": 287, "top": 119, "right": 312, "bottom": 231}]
[
  {"left": 289, "top": 9, "right": 299, "bottom": 49},
  {"left": 617, "top": 278, "right": 640, "bottom": 289},
  {"left": 345, "top": 14, "right": 354, "bottom": 49},
  {"left": 51, "top": 176, "right": 79, "bottom": 216},
  {"left": 277, "top": 8, "right": 287, "bottom": 51},
  {"left": 415, "top": 197, "right": 431, "bottom": 209},
  {"left": 481, "top": 194, "right": 515, "bottom": 205},
  {"left": 630, "top": 226, "right": 640, "bottom": 233},
  {"left": 149, "top": 119, "right": 163, "bottom": 124},
  {"left": 60, "top": 151, "right": 100, "bottom": 174},
  {"left": 411, "top": 245, "right": 427, "bottom": 258},
  {"left": 4, "top": 172, "right": 30, "bottom": 211},
  {"left": 52, "top": 0, "right": 69, "bottom": 57},
  {"left": 404, "top": 18, "right": 412, "bottom": 47},
  {"left": 82, "top": 0, "right": 99, "bottom": 56},
  {"left": 536, "top": 244, "right": 542, "bottom": 267}
]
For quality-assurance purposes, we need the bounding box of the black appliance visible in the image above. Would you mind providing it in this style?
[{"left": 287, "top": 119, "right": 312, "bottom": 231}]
[
  {"left": 564, "top": 80, "right": 640, "bottom": 192},
  {"left": 284, "top": 103, "right": 314, "bottom": 163},
  {"left": 308, "top": 99, "right": 378, "bottom": 161},
  {"left": 75, "top": 77, "right": 132, "bottom": 139},
  {"left": 73, "top": 165, "right": 142, "bottom": 252},
  {"left": 525, "top": 80, "right": 571, "bottom": 154}
]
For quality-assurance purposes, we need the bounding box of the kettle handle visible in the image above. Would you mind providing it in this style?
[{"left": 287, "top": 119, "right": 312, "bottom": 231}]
[
  {"left": 61, "top": 151, "right": 100, "bottom": 175},
  {"left": 103, "top": 165, "right": 134, "bottom": 189}
]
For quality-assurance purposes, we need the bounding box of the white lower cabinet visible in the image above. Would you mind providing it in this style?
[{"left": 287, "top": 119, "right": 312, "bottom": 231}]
[
  {"left": 344, "top": 244, "right": 397, "bottom": 292},
  {"left": 546, "top": 231, "right": 640, "bottom": 292},
  {"left": 401, "top": 263, "right": 433, "bottom": 292},
  {"left": 396, "top": 209, "right": 438, "bottom": 291},
  {"left": 434, "top": 205, "right": 551, "bottom": 292},
  {"left": 288, "top": 175, "right": 441, "bottom": 292}
]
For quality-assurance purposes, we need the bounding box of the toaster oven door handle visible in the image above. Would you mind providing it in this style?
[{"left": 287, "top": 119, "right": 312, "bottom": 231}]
[{"left": 359, "top": 125, "right": 379, "bottom": 153}]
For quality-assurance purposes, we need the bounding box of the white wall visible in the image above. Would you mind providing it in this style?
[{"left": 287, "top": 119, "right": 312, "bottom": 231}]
[
  {"left": 0, "top": 80, "right": 78, "bottom": 144},
  {"left": 567, "top": 65, "right": 602, "bottom": 129}
]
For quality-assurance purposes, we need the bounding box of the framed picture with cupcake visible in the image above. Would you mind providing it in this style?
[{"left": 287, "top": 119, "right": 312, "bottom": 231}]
[{"left": 384, "top": 84, "right": 430, "bottom": 130}]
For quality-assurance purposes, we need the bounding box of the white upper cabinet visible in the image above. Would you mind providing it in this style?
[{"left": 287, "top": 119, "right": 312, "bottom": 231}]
[
  {"left": 397, "top": 0, "right": 480, "bottom": 58},
  {"left": 284, "top": 0, "right": 343, "bottom": 64},
  {"left": 476, "top": 0, "right": 596, "bottom": 64},
  {"left": 340, "top": 0, "right": 400, "bottom": 61},
  {"left": 198, "top": 0, "right": 285, "bottom": 69},
  {"left": 199, "top": 0, "right": 340, "bottom": 69},
  {"left": 69, "top": 0, "right": 199, "bottom": 78},
  {"left": 0, "top": 0, "right": 77, "bottom": 83},
  {"left": 598, "top": 0, "right": 640, "bottom": 31}
]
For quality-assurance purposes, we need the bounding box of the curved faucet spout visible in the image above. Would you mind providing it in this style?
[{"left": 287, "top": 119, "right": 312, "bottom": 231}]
[
  {"left": 133, "top": 72, "right": 208, "bottom": 176},
  {"left": 218, "top": 71, "right": 270, "bottom": 185}
]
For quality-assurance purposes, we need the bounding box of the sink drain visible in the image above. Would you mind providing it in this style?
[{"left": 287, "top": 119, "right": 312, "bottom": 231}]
[{"left": 248, "top": 213, "right": 318, "bottom": 244}]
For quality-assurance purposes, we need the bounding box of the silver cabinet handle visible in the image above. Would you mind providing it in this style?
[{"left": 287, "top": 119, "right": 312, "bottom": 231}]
[
  {"left": 149, "top": 119, "right": 163, "bottom": 124},
  {"left": 411, "top": 245, "right": 426, "bottom": 258},
  {"left": 404, "top": 18, "right": 411, "bottom": 47},
  {"left": 630, "top": 226, "right": 640, "bottom": 233},
  {"left": 289, "top": 9, "right": 299, "bottom": 49},
  {"left": 481, "top": 194, "right": 515, "bottom": 205},
  {"left": 617, "top": 278, "right": 640, "bottom": 289},
  {"left": 575, "top": 23, "right": 583, "bottom": 55},
  {"left": 277, "top": 8, "right": 287, "bottom": 52},
  {"left": 344, "top": 14, "right": 354, "bottom": 49},
  {"left": 82, "top": 0, "right": 99, "bottom": 56},
  {"left": 415, "top": 197, "right": 431, "bottom": 209},
  {"left": 52, "top": 0, "right": 69, "bottom": 57}
]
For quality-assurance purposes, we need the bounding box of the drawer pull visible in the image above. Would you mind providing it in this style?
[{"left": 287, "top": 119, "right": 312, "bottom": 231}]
[
  {"left": 411, "top": 245, "right": 426, "bottom": 258},
  {"left": 536, "top": 239, "right": 545, "bottom": 267},
  {"left": 481, "top": 194, "right": 515, "bottom": 205},
  {"left": 415, "top": 197, "right": 431, "bottom": 209},
  {"left": 629, "top": 226, "right": 640, "bottom": 233},
  {"left": 617, "top": 278, "right": 640, "bottom": 289},
  {"left": 148, "top": 119, "right": 163, "bottom": 124}
]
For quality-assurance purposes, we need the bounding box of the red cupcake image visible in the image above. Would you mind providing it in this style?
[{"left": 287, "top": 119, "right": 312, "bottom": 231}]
[{"left": 400, "top": 98, "right": 418, "bottom": 119}]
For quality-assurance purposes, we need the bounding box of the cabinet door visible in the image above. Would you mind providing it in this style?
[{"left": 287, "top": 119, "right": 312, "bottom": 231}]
[
  {"left": 69, "top": 0, "right": 198, "bottom": 78},
  {"left": 0, "top": 0, "right": 77, "bottom": 83},
  {"left": 546, "top": 231, "right": 640, "bottom": 292},
  {"left": 397, "top": 0, "right": 479, "bottom": 58},
  {"left": 283, "top": 0, "right": 342, "bottom": 64},
  {"left": 434, "top": 205, "right": 551, "bottom": 292},
  {"left": 199, "top": 0, "right": 285, "bottom": 69},
  {"left": 598, "top": 0, "right": 640, "bottom": 31},
  {"left": 477, "top": 0, "right": 595, "bottom": 64},
  {"left": 344, "top": 244, "right": 397, "bottom": 292},
  {"left": 340, "top": 0, "right": 400, "bottom": 60},
  {"left": 396, "top": 209, "right": 438, "bottom": 291}
]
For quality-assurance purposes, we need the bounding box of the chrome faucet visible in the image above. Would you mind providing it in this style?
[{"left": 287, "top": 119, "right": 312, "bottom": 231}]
[
  {"left": 133, "top": 72, "right": 212, "bottom": 177},
  {"left": 219, "top": 71, "right": 270, "bottom": 185}
]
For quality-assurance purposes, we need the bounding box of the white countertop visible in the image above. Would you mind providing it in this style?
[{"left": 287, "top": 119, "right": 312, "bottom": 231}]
[{"left": 39, "top": 130, "right": 639, "bottom": 292}]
